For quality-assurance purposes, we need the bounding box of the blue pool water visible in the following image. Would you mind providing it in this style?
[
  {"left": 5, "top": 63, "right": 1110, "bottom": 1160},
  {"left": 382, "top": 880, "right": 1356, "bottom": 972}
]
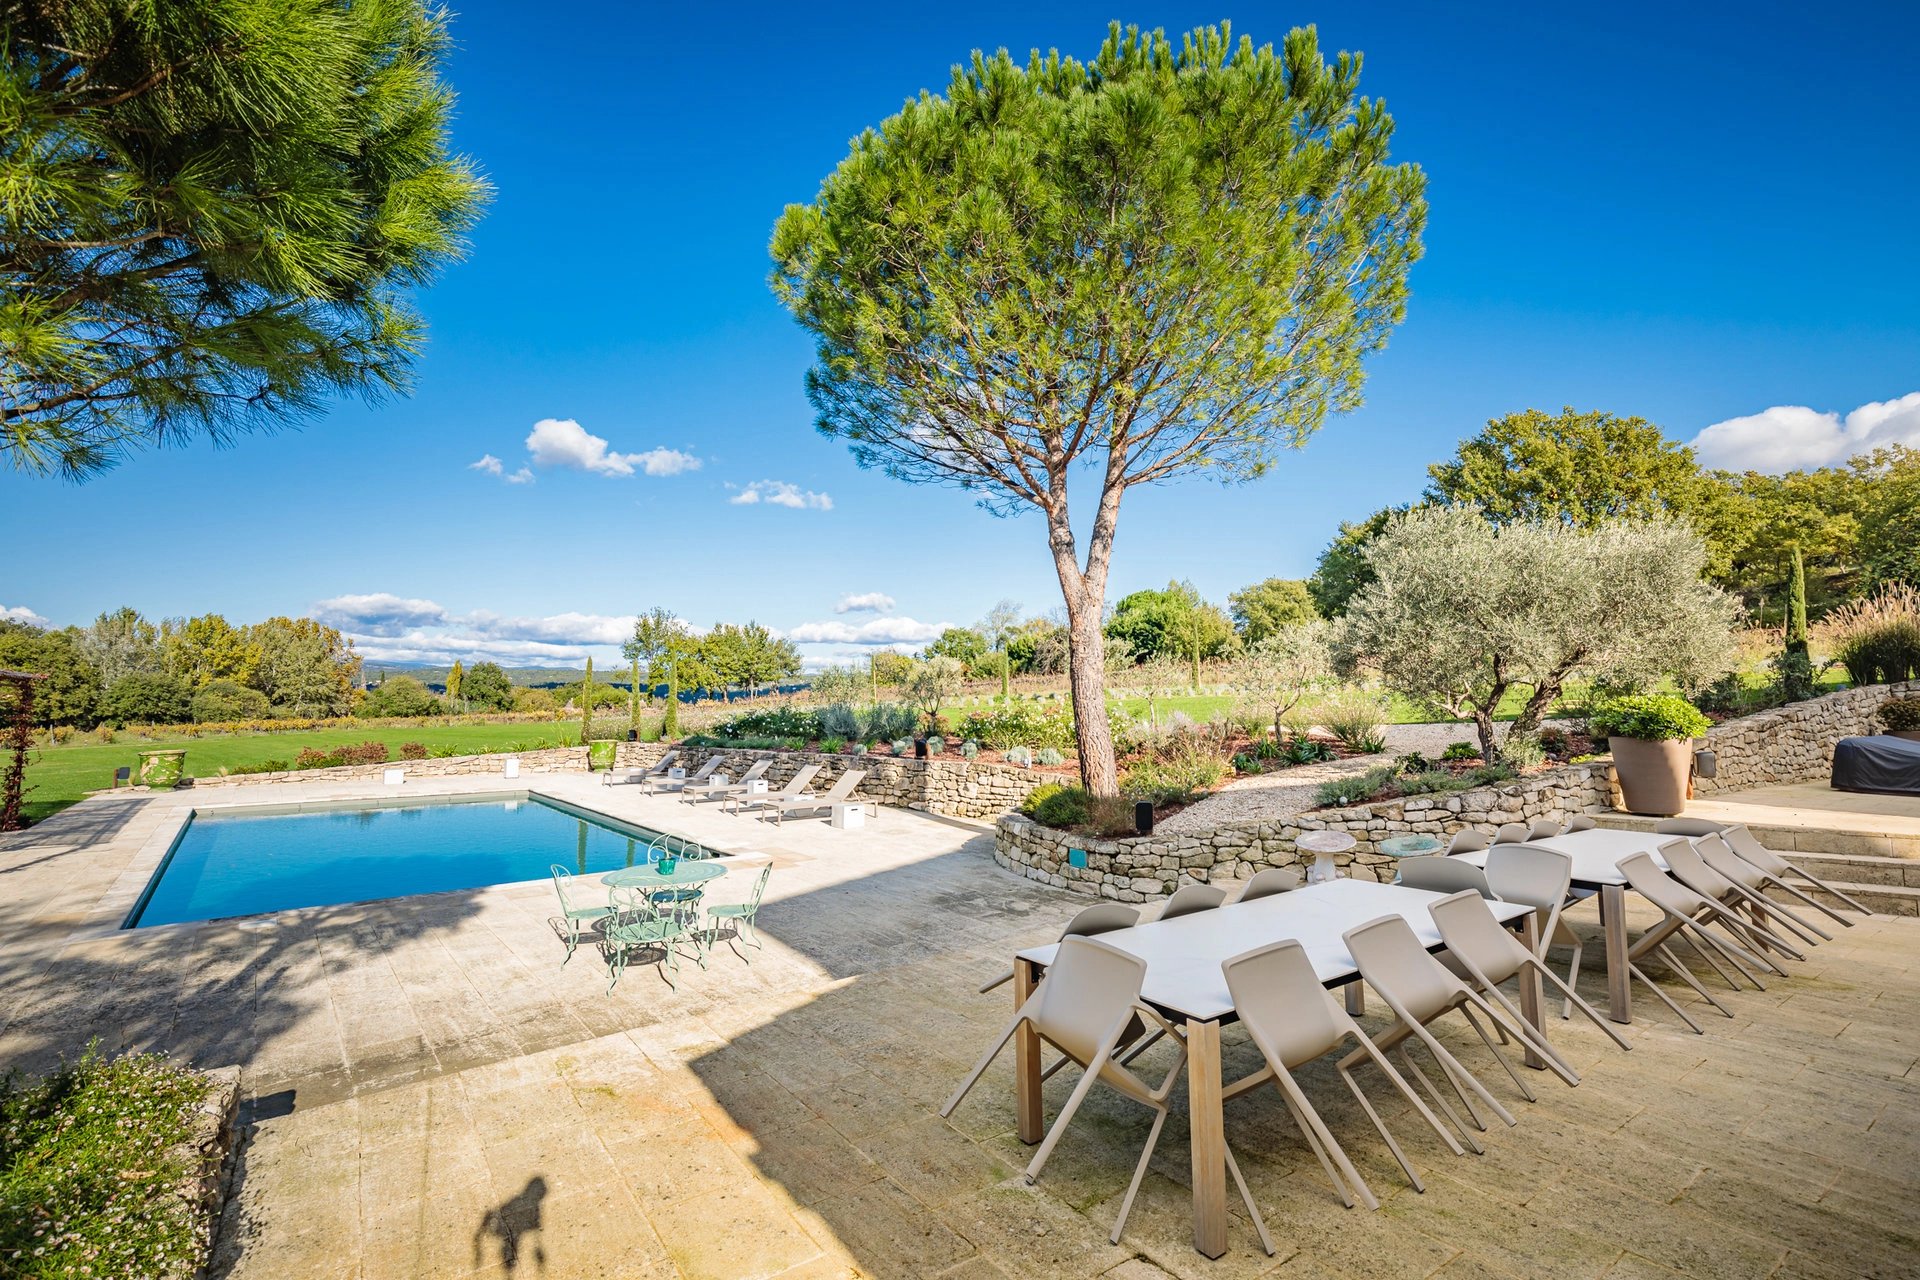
[{"left": 129, "top": 795, "right": 695, "bottom": 928}]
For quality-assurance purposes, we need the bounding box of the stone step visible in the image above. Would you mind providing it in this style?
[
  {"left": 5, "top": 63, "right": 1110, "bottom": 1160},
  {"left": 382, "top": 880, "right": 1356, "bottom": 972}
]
[
  {"left": 1778, "top": 850, "right": 1920, "bottom": 888},
  {"left": 1765, "top": 877, "right": 1919, "bottom": 918},
  {"left": 1595, "top": 813, "right": 1920, "bottom": 860}
]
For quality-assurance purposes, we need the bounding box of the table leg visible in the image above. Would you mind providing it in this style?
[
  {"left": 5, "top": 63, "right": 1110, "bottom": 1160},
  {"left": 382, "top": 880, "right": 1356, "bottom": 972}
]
[
  {"left": 1344, "top": 980, "right": 1365, "bottom": 1016},
  {"left": 1187, "top": 1017, "right": 1227, "bottom": 1259},
  {"left": 1601, "top": 884, "right": 1632, "bottom": 1025},
  {"left": 1517, "top": 912, "right": 1545, "bottom": 1069},
  {"left": 1013, "top": 957, "right": 1043, "bottom": 1144}
]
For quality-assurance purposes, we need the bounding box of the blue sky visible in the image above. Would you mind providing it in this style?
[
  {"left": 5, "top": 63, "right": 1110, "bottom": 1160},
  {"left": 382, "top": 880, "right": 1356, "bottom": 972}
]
[{"left": 6, "top": 1, "right": 1918, "bottom": 667}]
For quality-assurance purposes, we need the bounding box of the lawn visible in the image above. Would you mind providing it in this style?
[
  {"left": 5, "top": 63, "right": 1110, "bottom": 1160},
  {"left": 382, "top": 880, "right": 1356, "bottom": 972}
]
[{"left": 10, "top": 722, "right": 584, "bottom": 824}]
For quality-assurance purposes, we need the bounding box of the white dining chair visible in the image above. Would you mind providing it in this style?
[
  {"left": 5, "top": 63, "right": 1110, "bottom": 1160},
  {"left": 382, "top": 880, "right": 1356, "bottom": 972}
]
[
  {"left": 1483, "top": 843, "right": 1590, "bottom": 1020},
  {"left": 1237, "top": 867, "right": 1301, "bottom": 903}
]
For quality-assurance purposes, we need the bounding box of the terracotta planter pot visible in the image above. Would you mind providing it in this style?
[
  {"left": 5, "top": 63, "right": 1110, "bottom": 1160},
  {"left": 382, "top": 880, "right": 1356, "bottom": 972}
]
[{"left": 1609, "top": 736, "right": 1694, "bottom": 816}]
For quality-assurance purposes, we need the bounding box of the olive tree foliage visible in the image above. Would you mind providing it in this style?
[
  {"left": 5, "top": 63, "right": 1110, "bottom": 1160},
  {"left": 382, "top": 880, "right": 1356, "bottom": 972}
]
[
  {"left": 1338, "top": 507, "right": 1738, "bottom": 761},
  {"left": 1, "top": 0, "right": 490, "bottom": 479},
  {"left": 905, "top": 655, "right": 965, "bottom": 733},
  {"left": 771, "top": 23, "right": 1425, "bottom": 794},
  {"left": 1226, "top": 621, "right": 1334, "bottom": 741}
]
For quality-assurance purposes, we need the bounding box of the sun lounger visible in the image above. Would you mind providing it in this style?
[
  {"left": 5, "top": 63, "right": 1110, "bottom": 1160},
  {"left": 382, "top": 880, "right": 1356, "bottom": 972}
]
[
  {"left": 738, "top": 769, "right": 867, "bottom": 825},
  {"left": 682, "top": 756, "right": 772, "bottom": 804},
  {"left": 724, "top": 763, "right": 821, "bottom": 815},
  {"left": 642, "top": 755, "right": 723, "bottom": 794},
  {"left": 602, "top": 748, "right": 677, "bottom": 787}
]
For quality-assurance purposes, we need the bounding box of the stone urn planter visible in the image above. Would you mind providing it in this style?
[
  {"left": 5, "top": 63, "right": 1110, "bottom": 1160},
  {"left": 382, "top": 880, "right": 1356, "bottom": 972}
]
[
  {"left": 586, "top": 740, "right": 618, "bottom": 771},
  {"left": 136, "top": 749, "right": 187, "bottom": 790},
  {"left": 1591, "top": 694, "right": 1714, "bottom": 818}
]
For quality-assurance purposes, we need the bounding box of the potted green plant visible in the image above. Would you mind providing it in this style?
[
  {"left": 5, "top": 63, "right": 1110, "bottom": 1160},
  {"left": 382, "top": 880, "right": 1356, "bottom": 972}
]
[
  {"left": 1879, "top": 695, "right": 1920, "bottom": 741},
  {"left": 135, "top": 749, "right": 188, "bottom": 790},
  {"left": 586, "top": 739, "right": 618, "bottom": 771},
  {"left": 1590, "top": 694, "right": 1712, "bottom": 816}
]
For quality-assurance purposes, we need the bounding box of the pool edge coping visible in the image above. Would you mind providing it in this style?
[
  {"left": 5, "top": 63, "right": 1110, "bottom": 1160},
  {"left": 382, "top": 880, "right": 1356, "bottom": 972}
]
[{"left": 63, "top": 784, "right": 761, "bottom": 944}]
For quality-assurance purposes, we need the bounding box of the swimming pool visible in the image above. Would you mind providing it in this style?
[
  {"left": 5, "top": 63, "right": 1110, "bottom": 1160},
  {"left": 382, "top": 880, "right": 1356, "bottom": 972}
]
[{"left": 127, "top": 793, "right": 700, "bottom": 928}]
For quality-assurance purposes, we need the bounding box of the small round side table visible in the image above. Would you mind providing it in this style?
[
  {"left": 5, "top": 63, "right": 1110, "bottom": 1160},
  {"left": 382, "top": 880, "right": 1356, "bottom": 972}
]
[{"left": 1296, "top": 830, "right": 1357, "bottom": 885}]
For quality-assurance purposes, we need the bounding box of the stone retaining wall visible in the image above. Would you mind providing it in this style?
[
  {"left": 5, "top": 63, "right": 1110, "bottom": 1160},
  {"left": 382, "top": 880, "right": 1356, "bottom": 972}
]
[
  {"left": 1693, "top": 680, "right": 1918, "bottom": 795},
  {"left": 185, "top": 740, "right": 1047, "bottom": 820},
  {"left": 995, "top": 761, "right": 1616, "bottom": 900}
]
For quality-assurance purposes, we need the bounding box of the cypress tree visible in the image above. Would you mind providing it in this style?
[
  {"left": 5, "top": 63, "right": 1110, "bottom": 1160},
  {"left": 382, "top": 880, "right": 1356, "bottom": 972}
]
[
  {"left": 1786, "top": 548, "right": 1809, "bottom": 658},
  {"left": 580, "top": 656, "right": 594, "bottom": 744}
]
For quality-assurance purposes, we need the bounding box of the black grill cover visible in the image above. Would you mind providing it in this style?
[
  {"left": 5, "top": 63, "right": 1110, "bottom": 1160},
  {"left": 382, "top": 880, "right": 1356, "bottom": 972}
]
[{"left": 1831, "top": 735, "right": 1920, "bottom": 796}]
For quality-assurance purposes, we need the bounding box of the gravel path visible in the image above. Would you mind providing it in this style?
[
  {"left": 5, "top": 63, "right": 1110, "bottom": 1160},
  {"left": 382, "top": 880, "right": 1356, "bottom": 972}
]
[{"left": 1157, "top": 719, "right": 1572, "bottom": 834}]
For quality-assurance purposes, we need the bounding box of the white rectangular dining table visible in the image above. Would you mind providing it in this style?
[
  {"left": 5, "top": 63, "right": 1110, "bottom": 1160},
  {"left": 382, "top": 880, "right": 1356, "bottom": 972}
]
[
  {"left": 1458, "top": 828, "right": 1679, "bottom": 1025},
  {"left": 1012, "top": 878, "right": 1534, "bottom": 1258}
]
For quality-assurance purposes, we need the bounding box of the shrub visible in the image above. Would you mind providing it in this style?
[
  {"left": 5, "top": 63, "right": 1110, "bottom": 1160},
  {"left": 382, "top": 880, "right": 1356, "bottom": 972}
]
[
  {"left": 1004, "top": 746, "right": 1034, "bottom": 766},
  {"left": 585, "top": 715, "right": 631, "bottom": 742},
  {"left": 926, "top": 734, "right": 946, "bottom": 754},
  {"left": 958, "top": 702, "right": 1076, "bottom": 751},
  {"left": 817, "top": 703, "right": 860, "bottom": 738},
  {"left": 821, "top": 736, "right": 847, "bottom": 753},
  {"left": 1317, "top": 686, "right": 1390, "bottom": 753},
  {"left": 891, "top": 738, "right": 911, "bottom": 755},
  {"left": 851, "top": 742, "right": 869, "bottom": 756},
  {"left": 226, "top": 758, "right": 290, "bottom": 775},
  {"left": 191, "top": 679, "right": 270, "bottom": 723},
  {"left": 1037, "top": 746, "right": 1065, "bottom": 766},
  {"left": 358, "top": 676, "right": 442, "bottom": 718},
  {"left": 1023, "top": 782, "right": 1091, "bottom": 829},
  {"left": 1441, "top": 741, "right": 1478, "bottom": 761},
  {"left": 1121, "top": 746, "right": 1228, "bottom": 805},
  {"left": 862, "top": 702, "right": 919, "bottom": 741},
  {"left": 1827, "top": 583, "right": 1920, "bottom": 686},
  {"left": 1880, "top": 696, "right": 1920, "bottom": 732},
  {"left": 960, "top": 739, "right": 980, "bottom": 760},
  {"left": 1280, "top": 737, "right": 1336, "bottom": 765},
  {"left": 1316, "top": 766, "right": 1396, "bottom": 808},
  {"left": 0, "top": 1047, "right": 216, "bottom": 1279},
  {"left": 1089, "top": 794, "right": 1139, "bottom": 837},
  {"left": 1589, "top": 694, "right": 1711, "bottom": 742},
  {"left": 1499, "top": 731, "right": 1547, "bottom": 769},
  {"left": 716, "top": 706, "right": 822, "bottom": 741},
  {"left": 399, "top": 741, "right": 428, "bottom": 760},
  {"left": 1396, "top": 751, "right": 1433, "bottom": 775}
]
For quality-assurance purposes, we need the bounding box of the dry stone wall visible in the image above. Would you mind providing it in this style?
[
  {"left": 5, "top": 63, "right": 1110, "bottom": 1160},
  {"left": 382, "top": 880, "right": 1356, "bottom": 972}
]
[
  {"left": 1693, "top": 680, "right": 1918, "bottom": 795},
  {"left": 185, "top": 740, "right": 1046, "bottom": 820},
  {"left": 994, "top": 762, "right": 1616, "bottom": 900}
]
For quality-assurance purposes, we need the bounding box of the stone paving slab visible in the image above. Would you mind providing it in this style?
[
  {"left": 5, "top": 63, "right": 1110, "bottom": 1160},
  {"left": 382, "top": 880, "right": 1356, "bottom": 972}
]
[{"left": 1, "top": 779, "right": 1917, "bottom": 1277}]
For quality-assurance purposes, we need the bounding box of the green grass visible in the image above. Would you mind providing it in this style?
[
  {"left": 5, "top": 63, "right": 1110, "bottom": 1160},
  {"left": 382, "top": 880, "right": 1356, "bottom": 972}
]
[{"left": 9, "top": 722, "right": 584, "bottom": 824}]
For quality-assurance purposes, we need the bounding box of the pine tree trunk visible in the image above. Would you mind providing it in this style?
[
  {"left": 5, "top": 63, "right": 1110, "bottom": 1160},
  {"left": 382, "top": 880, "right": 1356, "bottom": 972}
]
[{"left": 1063, "top": 598, "right": 1118, "bottom": 794}]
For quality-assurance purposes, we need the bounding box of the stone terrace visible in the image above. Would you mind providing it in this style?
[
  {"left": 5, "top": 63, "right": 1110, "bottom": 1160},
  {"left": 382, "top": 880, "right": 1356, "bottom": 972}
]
[{"left": 1, "top": 777, "right": 1917, "bottom": 1278}]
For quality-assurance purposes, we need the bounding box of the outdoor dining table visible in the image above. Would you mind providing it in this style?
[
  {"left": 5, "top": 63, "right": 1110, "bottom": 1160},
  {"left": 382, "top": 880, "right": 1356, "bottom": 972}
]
[
  {"left": 1013, "top": 878, "right": 1536, "bottom": 1258},
  {"left": 1457, "top": 828, "right": 1676, "bottom": 1025},
  {"left": 600, "top": 860, "right": 728, "bottom": 890}
]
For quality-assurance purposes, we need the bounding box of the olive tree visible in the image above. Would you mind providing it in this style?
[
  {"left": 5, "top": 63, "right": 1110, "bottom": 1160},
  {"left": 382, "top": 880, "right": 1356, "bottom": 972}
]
[
  {"left": 1339, "top": 507, "right": 1738, "bottom": 760},
  {"left": 1226, "top": 621, "right": 1334, "bottom": 742},
  {"left": 906, "top": 656, "right": 965, "bottom": 734},
  {"left": 772, "top": 23, "right": 1425, "bottom": 793}
]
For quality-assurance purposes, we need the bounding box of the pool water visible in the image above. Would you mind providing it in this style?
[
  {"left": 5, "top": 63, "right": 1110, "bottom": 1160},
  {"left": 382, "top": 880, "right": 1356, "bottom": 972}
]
[{"left": 129, "top": 794, "right": 695, "bottom": 928}]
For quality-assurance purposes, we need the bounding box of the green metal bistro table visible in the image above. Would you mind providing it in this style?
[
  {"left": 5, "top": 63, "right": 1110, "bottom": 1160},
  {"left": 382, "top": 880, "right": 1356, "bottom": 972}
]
[{"left": 601, "top": 861, "right": 728, "bottom": 890}]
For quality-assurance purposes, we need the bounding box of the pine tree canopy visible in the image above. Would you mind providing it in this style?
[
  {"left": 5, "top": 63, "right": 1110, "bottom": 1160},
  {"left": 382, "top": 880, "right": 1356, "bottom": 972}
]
[{"left": 1, "top": 0, "right": 490, "bottom": 478}]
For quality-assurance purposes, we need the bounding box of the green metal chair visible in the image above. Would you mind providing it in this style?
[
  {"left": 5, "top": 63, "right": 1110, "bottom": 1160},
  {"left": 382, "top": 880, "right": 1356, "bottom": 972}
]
[
  {"left": 707, "top": 866, "right": 772, "bottom": 960},
  {"left": 603, "top": 887, "right": 701, "bottom": 992},
  {"left": 648, "top": 838, "right": 709, "bottom": 925},
  {"left": 550, "top": 864, "right": 614, "bottom": 964}
]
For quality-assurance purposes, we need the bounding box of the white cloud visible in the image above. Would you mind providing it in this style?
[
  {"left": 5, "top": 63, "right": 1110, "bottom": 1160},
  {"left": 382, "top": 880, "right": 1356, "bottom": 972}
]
[
  {"left": 729, "top": 479, "right": 833, "bottom": 510},
  {"left": 834, "top": 592, "right": 896, "bottom": 614},
  {"left": 1690, "top": 392, "right": 1920, "bottom": 473},
  {"left": 525, "top": 418, "right": 700, "bottom": 478},
  {"left": 313, "top": 593, "right": 449, "bottom": 637},
  {"left": 470, "top": 453, "right": 535, "bottom": 484},
  {"left": 785, "top": 616, "right": 950, "bottom": 646},
  {"left": 1, "top": 605, "right": 50, "bottom": 628},
  {"left": 463, "top": 611, "right": 636, "bottom": 646}
]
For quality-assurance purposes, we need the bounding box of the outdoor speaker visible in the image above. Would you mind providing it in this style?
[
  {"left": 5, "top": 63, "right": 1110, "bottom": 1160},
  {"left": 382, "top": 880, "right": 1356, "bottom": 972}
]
[{"left": 1134, "top": 801, "right": 1154, "bottom": 835}]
